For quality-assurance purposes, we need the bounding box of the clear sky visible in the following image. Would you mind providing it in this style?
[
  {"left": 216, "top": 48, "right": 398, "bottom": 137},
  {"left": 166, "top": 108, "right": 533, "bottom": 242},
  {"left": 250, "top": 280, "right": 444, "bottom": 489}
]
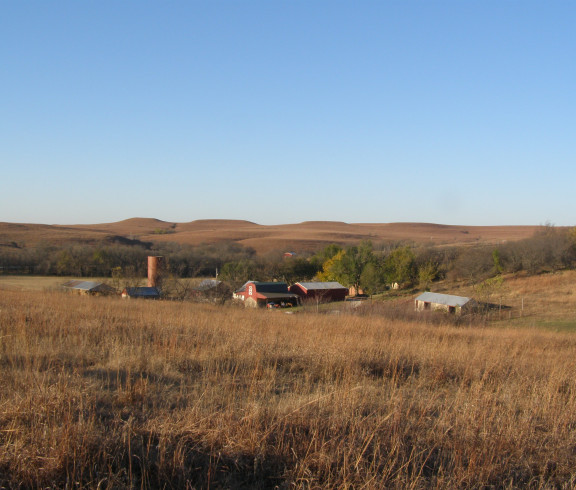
[{"left": 1, "top": 1, "right": 574, "bottom": 226}]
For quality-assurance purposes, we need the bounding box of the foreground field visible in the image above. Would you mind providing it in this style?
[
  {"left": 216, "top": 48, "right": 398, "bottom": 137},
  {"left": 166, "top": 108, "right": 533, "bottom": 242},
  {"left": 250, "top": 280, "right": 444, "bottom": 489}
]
[
  {"left": 1, "top": 291, "right": 576, "bottom": 488},
  {"left": 0, "top": 275, "right": 86, "bottom": 291}
]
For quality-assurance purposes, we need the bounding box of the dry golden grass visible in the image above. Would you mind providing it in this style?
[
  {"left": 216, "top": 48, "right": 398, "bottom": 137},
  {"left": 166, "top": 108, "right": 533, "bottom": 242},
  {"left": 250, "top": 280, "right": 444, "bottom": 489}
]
[
  {"left": 1, "top": 289, "right": 576, "bottom": 488},
  {"left": 0, "top": 276, "right": 89, "bottom": 291},
  {"left": 503, "top": 271, "right": 576, "bottom": 313},
  {"left": 0, "top": 275, "right": 203, "bottom": 293}
]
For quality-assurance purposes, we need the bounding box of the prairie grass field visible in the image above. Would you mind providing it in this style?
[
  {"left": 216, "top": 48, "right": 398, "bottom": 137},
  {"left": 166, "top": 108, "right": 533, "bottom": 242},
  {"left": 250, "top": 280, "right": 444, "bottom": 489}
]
[
  {"left": 0, "top": 275, "right": 80, "bottom": 291},
  {"left": 1, "top": 288, "right": 576, "bottom": 488}
]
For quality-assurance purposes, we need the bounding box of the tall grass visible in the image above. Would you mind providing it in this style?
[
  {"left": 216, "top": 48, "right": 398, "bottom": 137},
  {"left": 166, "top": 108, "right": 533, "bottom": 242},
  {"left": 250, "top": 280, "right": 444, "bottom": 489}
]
[{"left": 1, "top": 290, "right": 576, "bottom": 487}]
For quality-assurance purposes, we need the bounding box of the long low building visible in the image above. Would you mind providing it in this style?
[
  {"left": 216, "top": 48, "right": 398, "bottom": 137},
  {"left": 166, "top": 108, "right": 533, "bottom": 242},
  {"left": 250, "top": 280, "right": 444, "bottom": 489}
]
[
  {"left": 415, "top": 292, "right": 476, "bottom": 314},
  {"left": 62, "top": 280, "right": 115, "bottom": 295},
  {"left": 289, "top": 281, "right": 348, "bottom": 302},
  {"left": 121, "top": 287, "right": 160, "bottom": 299}
]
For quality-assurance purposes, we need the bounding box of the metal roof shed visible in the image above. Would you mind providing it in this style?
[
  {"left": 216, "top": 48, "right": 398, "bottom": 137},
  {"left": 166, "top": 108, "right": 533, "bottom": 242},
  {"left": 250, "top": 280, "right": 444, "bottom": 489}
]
[
  {"left": 62, "top": 280, "right": 116, "bottom": 295},
  {"left": 122, "top": 287, "right": 160, "bottom": 299},
  {"left": 415, "top": 292, "right": 476, "bottom": 314},
  {"left": 289, "top": 281, "right": 349, "bottom": 302},
  {"left": 196, "top": 279, "right": 222, "bottom": 291}
]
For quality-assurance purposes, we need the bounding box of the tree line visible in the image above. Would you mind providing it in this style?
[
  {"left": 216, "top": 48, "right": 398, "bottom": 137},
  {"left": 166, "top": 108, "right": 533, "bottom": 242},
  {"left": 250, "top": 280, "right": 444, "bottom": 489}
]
[
  {"left": 2, "top": 226, "right": 575, "bottom": 292},
  {"left": 0, "top": 240, "right": 256, "bottom": 278},
  {"left": 220, "top": 225, "right": 576, "bottom": 292}
]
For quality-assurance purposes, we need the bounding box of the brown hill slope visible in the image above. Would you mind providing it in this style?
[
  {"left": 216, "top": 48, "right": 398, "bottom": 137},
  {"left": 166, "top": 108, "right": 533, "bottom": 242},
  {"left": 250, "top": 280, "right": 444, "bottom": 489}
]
[
  {"left": 0, "top": 219, "right": 543, "bottom": 254},
  {"left": 0, "top": 222, "right": 110, "bottom": 247}
]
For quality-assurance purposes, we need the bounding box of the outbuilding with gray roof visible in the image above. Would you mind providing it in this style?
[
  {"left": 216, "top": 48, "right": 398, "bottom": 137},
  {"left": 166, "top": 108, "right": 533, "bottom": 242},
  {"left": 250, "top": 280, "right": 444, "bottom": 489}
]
[
  {"left": 289, "top": 281, "right": 349, "bottom": 302},
  {"left": 415, "top": 292, "right": 476, "bottom": 315},
  {"left": 62, "top": 280, "right": 116, "bottom": 295}
]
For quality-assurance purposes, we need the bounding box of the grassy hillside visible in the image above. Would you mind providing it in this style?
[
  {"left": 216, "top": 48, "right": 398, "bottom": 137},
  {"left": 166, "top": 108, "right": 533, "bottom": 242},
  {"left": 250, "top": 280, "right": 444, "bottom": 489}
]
[
  {"left": 0, "top": 219, "right": 543, "bottom": 255},
  {"left": 1, "top": 289, "right": 575, "bottom": 487},
  {"left": 426, "top": 270, "right": 576, "bottom": 331}
]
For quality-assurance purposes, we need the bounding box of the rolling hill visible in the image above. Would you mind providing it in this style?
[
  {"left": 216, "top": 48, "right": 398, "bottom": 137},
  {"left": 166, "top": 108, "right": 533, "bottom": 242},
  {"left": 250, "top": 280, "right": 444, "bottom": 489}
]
[{"left": 0, "top": 218, "right": 544, "bottom": 254}]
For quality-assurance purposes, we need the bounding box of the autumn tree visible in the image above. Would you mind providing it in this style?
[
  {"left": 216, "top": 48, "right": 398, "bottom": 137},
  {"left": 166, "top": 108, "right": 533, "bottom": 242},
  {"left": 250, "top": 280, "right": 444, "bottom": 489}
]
[
  {"left": 360, "top": 260, "right": 387, "bottom": 295},
  {"left": 219, "top": 260, "right": 257, "bottom": 288},
  {"left": 310, "top": 244, "right": 343, "bottom": 271},
  {"left": 383, "top": 246, "right": 417, "bottom": 287},
  {"left": 318, "top": 241, "right": 376, "bottom": 293},
  {"left": 317, "top": 250, "right": 346, "bottom": 283},
  {"left": 417, "top": 261, "right": 439, "bottom": 290},
  {"left": 278, "top": 257, "right": 319, "bottom": 284}
]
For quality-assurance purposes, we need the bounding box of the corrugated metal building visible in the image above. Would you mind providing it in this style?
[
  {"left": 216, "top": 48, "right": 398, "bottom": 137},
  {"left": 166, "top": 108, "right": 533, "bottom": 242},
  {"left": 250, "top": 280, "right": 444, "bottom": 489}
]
[
  {"left": 289, "top": 281, "right": 349, "bottom": 302},
  {"left": 192, "top": 279, "right": 231, "bottom": 302},
  {"left": 62, "top": 280, "right": 116, "bottom": 296},
  {"left": 415, "top": 292, "right": 476, "bottom": 314},
  {"left": 196, "top": 279, "right": 222, "bottom": 291},
  {"left": 121, "top": 287, "right": 160, "bottom": 299}
]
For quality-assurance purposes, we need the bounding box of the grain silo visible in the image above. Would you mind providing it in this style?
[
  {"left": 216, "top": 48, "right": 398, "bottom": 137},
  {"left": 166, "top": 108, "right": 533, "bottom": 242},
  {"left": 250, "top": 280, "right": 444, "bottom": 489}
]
[{"left": 147, "top": 256, "right": 163, "bottom": 288}]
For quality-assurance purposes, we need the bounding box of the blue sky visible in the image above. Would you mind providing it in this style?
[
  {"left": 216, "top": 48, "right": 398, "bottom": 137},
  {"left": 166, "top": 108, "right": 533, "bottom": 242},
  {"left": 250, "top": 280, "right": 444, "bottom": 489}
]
[{"left": 1, "top": 1, "right": 574, "bottom": 226}]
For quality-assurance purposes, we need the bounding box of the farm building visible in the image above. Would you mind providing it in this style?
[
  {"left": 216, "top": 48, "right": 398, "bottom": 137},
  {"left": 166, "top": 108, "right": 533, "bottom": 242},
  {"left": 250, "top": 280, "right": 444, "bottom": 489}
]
[
  {"left": 62, "top": 280, "right": 115, "bottom": 296},
  {"left": 289, "top": 281, "right": 348, "bottom": 302},
  {"left": 195, "top": 279, "right": 223, "bottom": 291},
  {"left": 234, "top": 281, "right": 299, "bottom": 308},
  {"left": 147, "top": 256, "right": 163, "bottom": 288},
  {"left": 415, "top": 292, "right": 476, "bottom": 314},
  {"left": 348, "top": 286, "right": 365, "bottom": 297},
  {"left": 191, "top": 279, "right": 231, "bottom": 302},
  {"left": 121, "top": 287, "right": 160, "bottom": 299}
]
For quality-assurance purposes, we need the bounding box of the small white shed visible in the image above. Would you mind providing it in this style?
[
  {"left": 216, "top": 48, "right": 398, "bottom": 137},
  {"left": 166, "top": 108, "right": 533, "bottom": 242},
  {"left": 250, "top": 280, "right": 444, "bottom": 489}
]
[{"left": 415, "top": 292, "right": 476, "bottom": 315}]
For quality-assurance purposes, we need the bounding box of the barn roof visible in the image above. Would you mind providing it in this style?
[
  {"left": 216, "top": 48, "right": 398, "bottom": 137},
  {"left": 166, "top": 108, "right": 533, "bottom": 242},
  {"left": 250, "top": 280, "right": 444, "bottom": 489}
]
[
  {"left": 236, "top": 281, "right": 289, "bottom": 294},
  {"left": 258, "top": 292, "right": 299, "bottom": 300},
  {"left": 415, "top": 292, "right": 473, "bottom": 307},
  {"left": 254, "top": 282, "right": 289, "bottom": 293},
  {"left": 296, "top": 281, "right": 348, "bottom": 291},
  {"left": 123, "top": 287, "right": 160, "bottom": 297}
]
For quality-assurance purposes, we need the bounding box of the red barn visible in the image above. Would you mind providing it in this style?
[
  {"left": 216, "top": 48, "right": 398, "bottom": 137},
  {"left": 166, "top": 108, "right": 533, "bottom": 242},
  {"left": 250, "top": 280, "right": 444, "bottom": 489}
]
[
  {"left": 289, "top": 282, "right": 349, "bottom": 302},
  {"left": 233, "top": 281, "right": 299, "bottom": 308}
]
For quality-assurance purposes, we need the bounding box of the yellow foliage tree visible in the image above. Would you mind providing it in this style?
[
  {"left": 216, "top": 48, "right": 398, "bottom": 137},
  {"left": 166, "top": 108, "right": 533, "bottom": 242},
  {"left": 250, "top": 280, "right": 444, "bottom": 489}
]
[{"left": 316, "top": 250, "right": 346, "bottom": 282}]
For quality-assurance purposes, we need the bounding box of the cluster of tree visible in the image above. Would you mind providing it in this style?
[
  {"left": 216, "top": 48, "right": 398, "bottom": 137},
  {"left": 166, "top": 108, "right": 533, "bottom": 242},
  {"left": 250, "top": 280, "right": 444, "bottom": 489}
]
[
  {"left": 2, "top": 225, "right": 574, "bottom": 293},
  {"left": 218, "top": 241, "right": 445, "bottom": 294},
  {"left": 219, "top": 226, "right": 576, "bottom": 294},
  {"left": 155, "top": 241, "right": 256, "bottom": 277},
  {"left": 219, "top": 253, "right": 319, "bottom": 289},
  {"left": 313, "top": 241, "right": 442, "bottom": 294},
  {"left": 0, "top": 240, "right": 256, "bottom": 278},
  {"left": 449, "top": 225, "right": 576, "bottom": 282}
]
